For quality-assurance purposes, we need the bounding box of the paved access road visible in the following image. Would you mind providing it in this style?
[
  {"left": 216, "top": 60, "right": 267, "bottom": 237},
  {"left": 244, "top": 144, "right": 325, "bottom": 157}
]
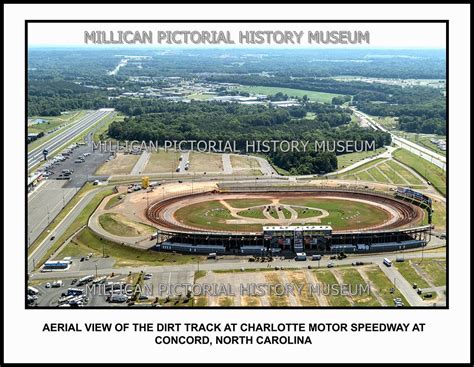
[
  {"left": 28, "top": 109, "right": 114, "bottom": 170},
  {"left": 351, "top": 108, "right": 446, "bottom": 171},
  {"left": 27, "top": 180, "right": 80, "bottom": 246},
  {"left": 27, "top": 187, "right": 105, "bottom": 273}
]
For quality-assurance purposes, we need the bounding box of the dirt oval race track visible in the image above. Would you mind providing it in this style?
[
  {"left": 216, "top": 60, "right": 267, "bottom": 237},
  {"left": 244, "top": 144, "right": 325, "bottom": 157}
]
[{"left": 146, "top": 190, "right": 424, "bottom": 234}]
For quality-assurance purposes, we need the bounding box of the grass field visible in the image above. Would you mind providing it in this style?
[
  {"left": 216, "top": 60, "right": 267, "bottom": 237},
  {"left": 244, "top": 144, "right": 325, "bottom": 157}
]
[
  {"left": 413, "top": 258, "right": 446, "bottom": 287},
  {"left": 236, "top": 85, "right": 343, "bottom": 103},
  {"left": 336, "top": 147, "right": 387, "bottom": 170},
  {"left": 95, "top": 153, "right": 140, "bottom": 175},
  {"left": 339, "top": 268, "right": 379, "bottom": 306},
  {"left": 237, "top": 208, "right": 266, "bottom": 219},
  {"left": 313, "top": 270, "right": 351, "bottom": 306},
  {"left": 364, "top": 266, "right": 409, "bottom": 306},
  {"left": 265, "top": 272, "right": 289, "bottom": 307},
  {"left": 431, "top": 200, "right": 446, "bottom": 231},
  {"left": 385, "top": 160, "right": 423, "bottom": 185},
  {"left": 188, "top": 152, "right": 223, "bottom": 173},
  {"left": 186, "top": 93, "right": 213, "bottom": 101},
  {"left": 98, "top": 213, "right": 155, "bottom": 237},
  {"left": 336, "top": 157, "right": 425, "bottom": 188},
  {"left": 286, "top": 271, "right": 319, "bottom": 306},
  {"left": 294, "top": 207, "right": 322, "bottom": 219},
  {"left": 58, "top": 227, "right": 204, "bottom": 268},
  {"left": 230, "top": 155, "right": 260, "bottom": 172},
  {"left": 104, "top": 193, "right": 125, "bottom": 210},
  {"left": 143, "top": 150, "right": 181, "bottom": 174},
  {"left": 393, "top": 148, "right": 446, "bottom": 196},
  {"left": 394, "top": 260, "right": 430, "bottom": 289}
]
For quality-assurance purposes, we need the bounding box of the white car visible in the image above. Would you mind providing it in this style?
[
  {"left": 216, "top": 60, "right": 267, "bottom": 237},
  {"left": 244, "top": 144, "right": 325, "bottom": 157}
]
[{"left": 45, "top": 282, "right": 51, "bottom": 288}]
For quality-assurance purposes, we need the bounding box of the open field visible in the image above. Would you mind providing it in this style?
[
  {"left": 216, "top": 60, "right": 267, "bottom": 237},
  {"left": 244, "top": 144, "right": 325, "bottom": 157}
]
[
  {"left": 192, "top": 265, "right": 416, "bottom": 307},
  {"left": 104, "top": 193, "right": 126, "bottom": 210},
  {"left": 186, "top": 93, "right": 213, "bottom": 101},
  {"left": 336, "top": 147, "right": 387, "bottom": 170},
  {"left": 95, "top": 153, "right": 140, "bottom": 175},
  {"left": 363, "top": 265, "right": 409, "bottom": 306},
  {"left": 394, "top": 260, "right": 430, "bottom": 289},
  {"left": 28, "top": 110, "right": 87, "bottom": 134},
  {"left": 265, "top": 272, "right": 289, "bottom": 307},
  {"left": 143, "top": 150, "right": 181, "bottom": 174},
  {"left": 338, "top": 268, "right": 379, "bottom": 306},
  {"left": 188, "top": 152, "right": 223, "bottom": 173},
  {"left": 413, "top": 258, "right": 446, "bottom": 287},
  {"left": 98, "top": 213, "right": 155, "bottom": 237},
  {"left": 393, "top": 148, "right": 446, "bottom": 196},
  {"left": 236, "top": 85, "right": 343, "bottom": 103},
  {"left": 431, "top": 200, "right": 446, "bottom": 231},
  {"left": 313, "top": 270, "right": 351, "bottom": 306},
  {"left": 337, "top": 157, "right": 424, "bottom": 188},
  {"left": 230, "top": 155, "right": 261, "bottom": 173},
  {"left": 385, "top": 160, "right": 423, "bottom": 185},
  {"left": 237, "top": 208, "right": 266, "bottom": 219},
  {"left": 58, "top": 227, "right": 204, "bottom": 268}
]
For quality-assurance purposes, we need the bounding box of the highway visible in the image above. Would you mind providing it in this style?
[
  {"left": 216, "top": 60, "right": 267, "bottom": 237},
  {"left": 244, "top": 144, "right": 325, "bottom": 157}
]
[
  {"left": 27, "top": 109, "right": 114, "bottom": 170},
  {"left": 351, "top": 108, "right": 446, "bottom": 171},
  {"left": 27, "top": 187, "right": 105, "bottom": 273}
]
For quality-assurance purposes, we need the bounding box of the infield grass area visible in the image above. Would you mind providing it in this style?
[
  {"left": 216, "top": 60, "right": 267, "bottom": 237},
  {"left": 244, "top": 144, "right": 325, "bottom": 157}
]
[{"left": 98, "top": 213, "right": 155, "bottom": 237}]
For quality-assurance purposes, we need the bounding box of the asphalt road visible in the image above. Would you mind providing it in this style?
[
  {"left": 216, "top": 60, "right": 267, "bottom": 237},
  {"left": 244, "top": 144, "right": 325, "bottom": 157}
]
[
  {"left": 177, "top": 151, "right": 190, "bottom": 173},
  {"left": 27, "top": 187, "right": 105, "bottom": 273},
  {"left": 130, "top": 150, "right": 150, "bottom": 175},
  {"left": 351, "top": 108, "right": 446, "bottom": 171},
  {"left": 27, "top": 180, "right": 80, "bottom": 246},
  {"left": 28, "top": 109, "right": 114, "bottom": 170},
  {"left": 27, "top": 124, "right": 113, "bottom": 245}
]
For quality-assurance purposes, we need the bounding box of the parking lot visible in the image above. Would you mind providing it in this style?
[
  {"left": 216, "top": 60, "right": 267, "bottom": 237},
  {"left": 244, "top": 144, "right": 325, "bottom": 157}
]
[{"left": 47, "top": 139, "right": 111, "bottom": 189}]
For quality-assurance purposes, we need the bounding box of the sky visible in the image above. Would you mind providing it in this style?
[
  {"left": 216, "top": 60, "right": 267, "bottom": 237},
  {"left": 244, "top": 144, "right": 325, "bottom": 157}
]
[{"left": 28, "top": 22, "right": 447, "bottom": 49}]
